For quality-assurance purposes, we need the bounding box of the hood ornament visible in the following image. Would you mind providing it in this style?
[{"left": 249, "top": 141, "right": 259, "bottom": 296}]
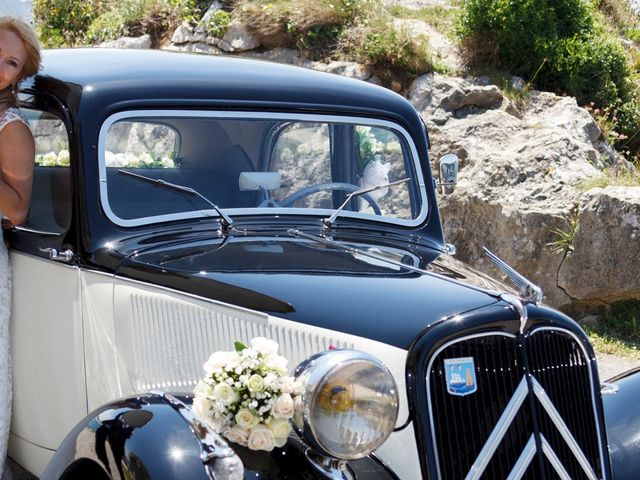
[
  {"left": 483, "top": 247, "right": 543, "bottom": 334},
  {"left": 483, "top": 247, "right": 543, "bottom": 305}
]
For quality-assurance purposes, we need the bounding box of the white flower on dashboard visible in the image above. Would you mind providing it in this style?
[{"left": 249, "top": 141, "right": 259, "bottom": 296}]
[
  {"left": 235, "top": 408, "right": 260, "bottom": 429},
  {"left": 57, "top": 149, "right": 70, "bottom": 166},
  {"left": 271, "top": 393, "right": 294, "bottom": 420},
  {"left": 41, "top": 151, "right": 58, "bottom": 166},
  {"left": 213, "top": 382, "right": 240, "bottom": 405},
  {"left": 250, "top": 337, "right": 279, "bottom": 355},
  {"left": 139, "top": 152, "right": 154, "bottom": 165},
  {"left": 247, "top": 424, "right": 275, "bottom": 452}
]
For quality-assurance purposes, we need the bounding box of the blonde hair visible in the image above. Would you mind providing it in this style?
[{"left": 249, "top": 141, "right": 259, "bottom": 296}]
[{"left": 0, "top": 16, "right": 41, "bottom": 81}]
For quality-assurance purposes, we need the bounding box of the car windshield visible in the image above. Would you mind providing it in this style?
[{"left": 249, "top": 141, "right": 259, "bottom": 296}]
[{"left": 99, "top": 111, "right": 427, "bottom": 227}]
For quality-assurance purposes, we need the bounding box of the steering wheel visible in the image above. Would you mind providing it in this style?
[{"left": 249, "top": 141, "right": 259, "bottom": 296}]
[{"left": 279, "top": 182, "right": 382, "bottom": 215}]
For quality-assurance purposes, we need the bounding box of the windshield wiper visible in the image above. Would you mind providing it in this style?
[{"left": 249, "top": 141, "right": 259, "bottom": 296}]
[
  {"left": 117, "top": 169, "right": 234, "bottom": 229},
  {"left": 322, "top": 178, "right": 410, "bottom": 229}
]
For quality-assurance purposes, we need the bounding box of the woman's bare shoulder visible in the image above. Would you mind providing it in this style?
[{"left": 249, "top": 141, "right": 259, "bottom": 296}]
[
  {"left": 0, "top": 108, "right": 29, "bottom": 134},
  {"left": 0, "top": 113, "right": 35, "bottom": 161}
]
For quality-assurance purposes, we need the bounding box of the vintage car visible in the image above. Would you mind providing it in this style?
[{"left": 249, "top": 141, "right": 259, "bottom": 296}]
[{"left": 5, "top": 47, "right": 640, "bottom": 479}]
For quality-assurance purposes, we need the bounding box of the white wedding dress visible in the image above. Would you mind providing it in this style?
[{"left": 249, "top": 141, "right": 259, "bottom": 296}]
[{"left": 0, "top": 107, "right": 29, "bottom": 472}]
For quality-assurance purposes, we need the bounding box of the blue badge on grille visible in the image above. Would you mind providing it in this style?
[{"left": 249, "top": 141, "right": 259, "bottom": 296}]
[{"left": 444, "top": 357, "right": 477, "bottom": 396}]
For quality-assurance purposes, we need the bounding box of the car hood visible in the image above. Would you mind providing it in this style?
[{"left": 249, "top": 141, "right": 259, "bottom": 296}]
[{"left": 114, "top": 230, "right": 515, "bottom": 350}]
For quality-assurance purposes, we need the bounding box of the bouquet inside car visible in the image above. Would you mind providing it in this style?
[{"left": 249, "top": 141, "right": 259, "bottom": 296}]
[{"left": 193, "top": 337, "right": 301, "bottom": 451}]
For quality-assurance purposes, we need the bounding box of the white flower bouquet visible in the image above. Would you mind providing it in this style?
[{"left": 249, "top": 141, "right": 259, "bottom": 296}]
[{"left": 192, "top": 337, "right": 301, "bottom": 452}]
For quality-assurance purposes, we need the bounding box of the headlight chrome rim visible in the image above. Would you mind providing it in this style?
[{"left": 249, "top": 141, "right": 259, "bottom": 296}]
[{"left": 293, "top": 349, "right": 399, "bottom": 461}]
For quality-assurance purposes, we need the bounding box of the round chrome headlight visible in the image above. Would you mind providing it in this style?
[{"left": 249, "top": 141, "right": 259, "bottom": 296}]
[{"left": 293, "top": 349, "right": 399, "bottom": 460}]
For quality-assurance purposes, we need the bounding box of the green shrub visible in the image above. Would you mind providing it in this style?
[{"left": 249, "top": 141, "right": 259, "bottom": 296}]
[
  {"left": 203, "top": 9, "right": 232, "bottom": 38},
  {"left": 344, "top": 18, "right": 432, "bottom": 78},
  {"left": 457, "top": 0, "right": 628, "bottom": 101},
  {"left": 458, "top": 0, "right": 639, "bottom": 158},
  {"left": 85, "top": 0, "right": 189, "bottom": 45},
  {"left": 237, "top": 0, "right": 379, "bottom": 57},
  {"left": 33, "top": 0, "right": 107, "bottom": 47}
]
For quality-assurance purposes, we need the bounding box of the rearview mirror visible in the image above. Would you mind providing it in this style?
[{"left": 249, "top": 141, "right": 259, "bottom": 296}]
[
  {"left": 438, "top": 153, "right": 459, "bottom": 195},
  {"left": 239, "top": 172, "right": 281, "bottom": 191}
]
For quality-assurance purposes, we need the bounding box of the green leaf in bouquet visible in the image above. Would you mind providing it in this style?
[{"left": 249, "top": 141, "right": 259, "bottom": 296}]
[{"left": 234, "top": 341, "right": 247, "bottom": 352}]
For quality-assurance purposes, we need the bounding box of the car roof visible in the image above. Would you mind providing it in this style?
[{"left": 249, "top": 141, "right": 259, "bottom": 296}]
[{"left": 34, "top": 48, "right": 419, "bottom": 121}]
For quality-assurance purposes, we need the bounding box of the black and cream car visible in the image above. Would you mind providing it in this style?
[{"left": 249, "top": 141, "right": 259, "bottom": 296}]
[{"left": 6, "top": 48, "right": 640, "bottom": 479}]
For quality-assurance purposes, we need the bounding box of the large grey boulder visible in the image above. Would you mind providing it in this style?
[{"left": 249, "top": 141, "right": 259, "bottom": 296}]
[
  {"left": 98, "top": 35, "right": 152, "bottom": 49},
  {"left": 559, "top": 187, "right": 640, "bottom": 305},
  {"left": 409, "top": 73, "right": 636, "bottom": 309}
]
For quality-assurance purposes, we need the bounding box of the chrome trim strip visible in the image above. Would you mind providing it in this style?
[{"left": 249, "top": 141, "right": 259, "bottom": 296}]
[
  {"left": 541, "top": 435, "right": 572, "bottom": 480},
  {"left": 465, "top": 378, "right": 529, "bottom": 480},
  {"left": 97, "top": 110, "right": 429, "bottom": 229},
  {"left": 425, "top": 331, "right": 517, "bottom": 480},
  {"left": 530, "top": 327, "right": 607, "bottom": 478},
  {"left": 506, "top": 435, "right": 536, "bottom": 480},
  {"left": 532, "top": 378, "right": 598, "bottom": 480},
  {"left": 499, "top": 293, "right": 527, "bottom": 334}
]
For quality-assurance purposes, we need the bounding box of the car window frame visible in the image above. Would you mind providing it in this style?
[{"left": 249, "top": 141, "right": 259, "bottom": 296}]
[
  {"left": 98, "top": 110, "right": 429, "bottom": 229},
  {"left": 6, "top": 98, "right": 75, "bottom": 258}
]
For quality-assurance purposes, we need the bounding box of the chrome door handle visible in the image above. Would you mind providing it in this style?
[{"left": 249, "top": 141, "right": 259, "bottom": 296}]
[{"left": 39, "top": 247, "right": 74, "bottom": 262}]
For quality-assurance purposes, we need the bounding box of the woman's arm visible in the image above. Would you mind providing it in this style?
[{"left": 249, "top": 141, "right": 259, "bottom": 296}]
[{"left": 0, "top": 120, "right": 35, "bottom": 225}]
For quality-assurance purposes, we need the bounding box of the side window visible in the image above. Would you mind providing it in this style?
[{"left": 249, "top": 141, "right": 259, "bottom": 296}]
[
  {"left": 104, "top": 120, "right": 185, "bottom": 220},
  {"left": 22, "top": 109, "right": 72, "bottom": 235},
  {"left": 105, "top": 120, "right": 178, "bottom": 169}
]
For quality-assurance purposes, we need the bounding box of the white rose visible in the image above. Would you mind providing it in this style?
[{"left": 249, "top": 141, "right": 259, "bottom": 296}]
[
  {"left": 246, "top": 374, "right": 265, "bottom": 393},
  {"left": 247, "top": 424, "right": 275, "bottom": 452},
  {"left": 204, "top": 351, "right": 239, "bottom": 374},
  {"left": 193, "top": 379, "right": 210, "bottom": 397},
  {"left": 282, "top": 376, "right": 301, "bottom": 395},
  {"left": 235, "top": 408, "right": 260, "bottom": 429},
  {"left": 271, "top": 393, "right": 295, "bottom": 420},
  {"left": 213, "top": 382, "right": 240, "bottom": 406},
  {"left": 266, "top": 418, "right": 291, "bottom": 440},
  {"left": 263, "top": 354, "right": 288, "bottom": 373},
  {"left": 250, "top": 337, "right": 279, "bottom": 355},
  {"left": 224, "top": 425, "right": 249, "bottom": 447},
  {"left": 273, "top": 436, "right": 287, "bottom": 448},
  {"left": 192, "top": 394, "right": 210, "bottom": 419}
]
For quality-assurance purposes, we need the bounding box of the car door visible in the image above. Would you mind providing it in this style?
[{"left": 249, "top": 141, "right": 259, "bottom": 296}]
[{"left": 5, "top": 103, "right": 86, "bottom": 474}]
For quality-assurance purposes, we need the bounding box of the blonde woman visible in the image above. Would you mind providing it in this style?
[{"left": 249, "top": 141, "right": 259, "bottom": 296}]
[{"left": 0, "top": 16, "right": 41, "bottom": 473}]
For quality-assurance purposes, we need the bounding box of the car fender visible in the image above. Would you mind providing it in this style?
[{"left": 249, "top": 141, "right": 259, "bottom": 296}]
[
  {"left": 602, "top": 366, "right": 640, "bottom": 480},
  {"left": 41, "top": 392, "right": 400, "bottom": 480}
]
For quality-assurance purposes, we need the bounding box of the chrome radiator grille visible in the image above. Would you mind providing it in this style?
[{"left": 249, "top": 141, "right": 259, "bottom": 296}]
[{"left": 427, "top": 330, "right": 604, "bottom": 480}]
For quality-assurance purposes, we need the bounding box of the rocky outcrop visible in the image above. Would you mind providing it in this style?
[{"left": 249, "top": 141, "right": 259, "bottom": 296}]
[
  {"left": 409, "top": 73, "right": 637, "bottom": 309},
  {"left": 99, "top": 34, "right": 152, "bottom": 49},
  {"left": 558, "top": 187, "right": 640, "bottom": 305}
]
